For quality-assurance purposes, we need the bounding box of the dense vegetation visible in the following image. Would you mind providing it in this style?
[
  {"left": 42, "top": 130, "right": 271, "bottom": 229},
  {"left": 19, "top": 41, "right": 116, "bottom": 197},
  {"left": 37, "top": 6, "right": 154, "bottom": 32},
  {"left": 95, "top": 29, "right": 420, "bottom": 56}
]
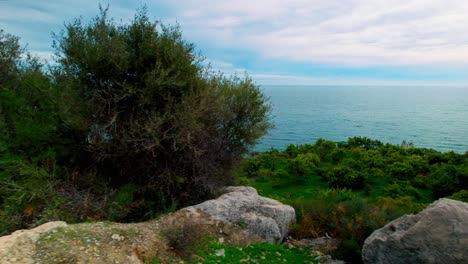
[
  {"left": 236, "top": 137, "right": 468, "bottom": 262},
  {"left": 0, "top": 7, "right": 270, "bottom": 235},
  {"left": 1, "top": 5, "right": 467, "bottom": 264}
]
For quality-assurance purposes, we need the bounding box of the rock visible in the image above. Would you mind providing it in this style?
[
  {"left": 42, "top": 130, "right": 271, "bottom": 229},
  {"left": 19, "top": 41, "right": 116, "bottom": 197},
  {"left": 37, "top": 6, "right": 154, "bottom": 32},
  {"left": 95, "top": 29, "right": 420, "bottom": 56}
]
[
  {"left": 214, "top": 248, "right": 225, "bottom": 257},
  {"left": 287, "top": 237, "right": 342, "bottom": 254},
  {"left": 0, "top": 221, "right": 67, "bottom": 264},
  {"left": 184, "top": 186, "right": 296, "bottom": 244},
  {"left": 314, "top": 255, "right": 346, "bottom": 264},
  {"left": 362, "top": 198, "right": 468, "bottom": 264},
  {"left": 0, "top": 186, "right": 292, "bottom": 263}
]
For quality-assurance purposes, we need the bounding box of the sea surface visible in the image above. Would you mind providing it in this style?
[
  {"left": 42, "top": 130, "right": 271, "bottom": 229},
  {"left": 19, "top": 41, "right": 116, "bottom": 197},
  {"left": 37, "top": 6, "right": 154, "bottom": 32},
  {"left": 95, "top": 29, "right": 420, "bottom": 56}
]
[{"left": 255, "top": 85, "right": 468, "bottom": 153}]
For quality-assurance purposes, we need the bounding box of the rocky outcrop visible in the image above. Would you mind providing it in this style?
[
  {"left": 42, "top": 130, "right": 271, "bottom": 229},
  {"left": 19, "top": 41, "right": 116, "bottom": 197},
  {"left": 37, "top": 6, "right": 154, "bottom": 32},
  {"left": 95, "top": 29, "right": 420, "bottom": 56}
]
[
  {"left": 184, "top": 186, "right": 296, "bottom": 244},
  {"left": 0, "top": 186, "right": 295, "bottom": 263},
  {"left": 0, "top": 221, "right": 67, "bottom": 264},
  {"left": 362, "top": 198, "right": 468, "bottom": 264}
]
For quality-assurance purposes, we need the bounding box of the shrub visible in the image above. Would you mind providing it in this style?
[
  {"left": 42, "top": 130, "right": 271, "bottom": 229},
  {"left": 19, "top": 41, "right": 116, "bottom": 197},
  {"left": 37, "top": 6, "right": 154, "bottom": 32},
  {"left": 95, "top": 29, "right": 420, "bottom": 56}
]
[
  {"left": 345, "top": 137, "right": 383, "bottom": 150},
  {"left": 0, "top": 29, "right": 80, "bottom": 234},
  {"left": 285, "top": 153, "right": 320, "bottom": 182},
  {"left": 242, "top": 158, "right": 262, "bottom": 178},
  {"left": 448, "top": 190, "right": 468, "bottom": 202},
  {"left": 285, "top": 144, "right": 299, "bottom": 158},
  {"left": 314, "top": 138, "right": 336, "bottom": 161},
  {"left": 383, "top": 182, "right": 421, "bottom": 199},
  {"left": 160, "top": 218, "right": 210, "bottom": 256},
  {"left": 387, "top": 162, "right": 415, "bottom": 180},
  {"left": 271, "top": 169, "right": 292, "bottom": 188},
  {"left": 53, "top": 6, "right": 271, "bottom": 214},
  {"left": 325, "top": 167, "right": 365, "bottom": 189},
  {"left": 429, "top": 166, "right": 459, "bottom": 199}
]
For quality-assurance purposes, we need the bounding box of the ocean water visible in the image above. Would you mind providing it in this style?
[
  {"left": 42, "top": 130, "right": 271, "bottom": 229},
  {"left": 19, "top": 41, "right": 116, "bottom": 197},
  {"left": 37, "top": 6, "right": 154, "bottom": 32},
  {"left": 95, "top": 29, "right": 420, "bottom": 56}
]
[{"left": 255, "top": 85, "right": 468, "bottom": 153}]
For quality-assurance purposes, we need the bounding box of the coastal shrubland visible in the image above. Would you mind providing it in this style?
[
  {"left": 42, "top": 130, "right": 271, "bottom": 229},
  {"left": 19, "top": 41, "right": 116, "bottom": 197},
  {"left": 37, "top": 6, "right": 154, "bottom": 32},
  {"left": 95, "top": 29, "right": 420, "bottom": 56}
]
[
  {"left": 0, "top": 6, "right": 270, "bottom": 235},
  {"left": 237, "top": 137, "right": 467, "bottom": 262},
  {"left": 1, "top": 6, "right": 467, "bottom": 264}
]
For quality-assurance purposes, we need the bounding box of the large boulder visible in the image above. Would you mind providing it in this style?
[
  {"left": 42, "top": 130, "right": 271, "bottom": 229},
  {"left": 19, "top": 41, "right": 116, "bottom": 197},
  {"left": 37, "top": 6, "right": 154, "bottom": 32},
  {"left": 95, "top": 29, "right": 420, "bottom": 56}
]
[
  {"left": 362, "top": 198, "right": 468, "bottom": 264},
  {"left": 183, "top": 186, "right": 296, "bottom": 244}
]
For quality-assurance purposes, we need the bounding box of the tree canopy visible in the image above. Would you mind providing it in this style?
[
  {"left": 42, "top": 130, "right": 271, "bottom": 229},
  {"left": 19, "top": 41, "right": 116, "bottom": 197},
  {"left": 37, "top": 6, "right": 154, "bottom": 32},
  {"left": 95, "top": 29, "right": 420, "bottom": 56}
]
[{"left": 0, "top": 6, "right": 271, "bottom": 232}]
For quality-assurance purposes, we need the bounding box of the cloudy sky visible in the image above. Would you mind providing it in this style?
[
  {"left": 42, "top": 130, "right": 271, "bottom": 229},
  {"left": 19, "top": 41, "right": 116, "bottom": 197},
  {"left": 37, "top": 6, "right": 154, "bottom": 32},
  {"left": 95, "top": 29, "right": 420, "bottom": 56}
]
[{"left": 2, "top": 0, "right": 468, "bottom": 85}]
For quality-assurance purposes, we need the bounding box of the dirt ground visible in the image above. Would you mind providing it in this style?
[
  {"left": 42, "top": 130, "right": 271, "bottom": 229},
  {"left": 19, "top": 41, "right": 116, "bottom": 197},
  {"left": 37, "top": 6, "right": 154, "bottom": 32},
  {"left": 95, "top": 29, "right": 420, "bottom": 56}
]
[{"left": 0, "top": 209, "right": 261, "bottom": 264}]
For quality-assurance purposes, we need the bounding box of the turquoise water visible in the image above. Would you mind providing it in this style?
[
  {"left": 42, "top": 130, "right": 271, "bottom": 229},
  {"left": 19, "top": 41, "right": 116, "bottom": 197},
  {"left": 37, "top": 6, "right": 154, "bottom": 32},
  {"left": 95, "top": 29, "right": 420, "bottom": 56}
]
[{"left": 255, "top": 85, "right": 468, "bottom": 153}]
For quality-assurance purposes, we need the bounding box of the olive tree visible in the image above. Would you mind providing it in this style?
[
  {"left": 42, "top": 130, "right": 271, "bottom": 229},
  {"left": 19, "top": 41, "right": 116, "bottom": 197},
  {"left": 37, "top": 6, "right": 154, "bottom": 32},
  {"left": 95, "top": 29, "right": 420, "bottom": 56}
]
[{"left": 54, "top": 6, "right": 271, "bottom": 217}]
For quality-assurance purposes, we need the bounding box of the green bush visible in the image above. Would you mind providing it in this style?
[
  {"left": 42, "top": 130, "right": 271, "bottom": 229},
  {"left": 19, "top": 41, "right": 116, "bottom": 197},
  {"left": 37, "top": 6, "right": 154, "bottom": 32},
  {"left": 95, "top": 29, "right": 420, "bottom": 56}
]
[
  {"left": 383, "top": 183, "right": 421, "bottom": 199},
  {"left": 0, "top": 6, "right": 272, "bottom": 233},
  {"left": 242, "top": 158, "right": 262, "bottom": 178},
  {"left": 271, "top": 169, "right": 292, "bottom": 188},
  {"left": 53, "top": 6, "right": 271, "bottom": 215},
  {"left": 239, "top": 137, "right": 465, "bottom": 264},
  {"left": 429, "top": 166, "right": 459, "bottom": 199},
  {"left": 325, "top": 167, "right": 365, "bottom": 189},
  {"left": 448, "top": 190, "right": 468, "bottom": 202},
  {"left": 387, "top": 162, "right": 415, "bottom": 180}
]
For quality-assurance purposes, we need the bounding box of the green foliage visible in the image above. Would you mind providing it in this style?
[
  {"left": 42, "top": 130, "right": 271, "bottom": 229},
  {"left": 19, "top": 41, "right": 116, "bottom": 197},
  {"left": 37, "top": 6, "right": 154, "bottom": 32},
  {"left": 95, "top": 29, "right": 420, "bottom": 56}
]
[
  {"left": 0, "top": 6, "right": 271, "bottom": 234},
  {"left": 52, "top": 7, "right": 271, "bottom": 218},
  {"left": 241, "top": 158, "right": 262, "bottom": 178},
  {"left": 387, "top": 162, "right": 415, "bottom": 180},
  {"left": 428, "top": 165, "right": 460, "bottom": 199},
  {"left": 238, "top": 136, "right": 465, "bottom": 263},
  {"left": 192, "top": 242, "right": 319, "bottom": 264},
  {"left": 271, "top": 169, "right": 292, "bottom": 188},
  {"left": 448, "top": 190, "right": 468, "bottom": 202},
  {"left": 383, "top": 182, "right": 421, "bottom": 199},
  {"left": 345, "top": 136, "right": 383, "bottom": 150},
  {"left": 326, "top": 167, "right": 365, "bottom": 190},
  {"left": 0, "top": 29, "right": 79, "bottom": 234},
  {"left": 286, "top": 153, "right": 319, "bottom": 183},
  {"left": 314, "top": 138, "right": 336, "bottom": 161}
]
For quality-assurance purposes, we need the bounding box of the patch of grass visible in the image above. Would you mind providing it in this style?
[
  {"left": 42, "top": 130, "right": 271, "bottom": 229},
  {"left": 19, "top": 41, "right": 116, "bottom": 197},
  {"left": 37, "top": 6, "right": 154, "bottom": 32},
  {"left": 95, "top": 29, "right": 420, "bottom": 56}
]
[{"left": 193, "top": 242, "right": 319, "bottom": 264}]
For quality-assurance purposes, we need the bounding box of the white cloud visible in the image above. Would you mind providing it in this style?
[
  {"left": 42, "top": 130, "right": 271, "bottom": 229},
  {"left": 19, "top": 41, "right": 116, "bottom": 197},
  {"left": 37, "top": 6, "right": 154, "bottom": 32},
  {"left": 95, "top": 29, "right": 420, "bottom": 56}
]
[
  {"left": 206, "top": 59, "right": 247, "bottom": 75},
  {"left": 251, "top": 73, "right": 468, "bottom": 86},
  {"left": 165, "top": 0, "right": 468, "bottom": 66},
  {"left": 4, "top": 0, "right": 468, "bottom": 72},
  {"left": 30, "top": 51, "right": 57, "bottom": 65}
]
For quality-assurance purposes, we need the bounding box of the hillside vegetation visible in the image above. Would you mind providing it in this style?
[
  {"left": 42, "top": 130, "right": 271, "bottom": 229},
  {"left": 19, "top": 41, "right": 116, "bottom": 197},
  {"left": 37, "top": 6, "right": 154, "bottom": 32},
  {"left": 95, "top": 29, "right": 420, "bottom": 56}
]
[
  {"left": 236, "top": 137, "right": 468, "bottom": 262},
  {"left": 0, "top": 6, "right": 270, "bottom": 235},
  {"left": 1, "top": 5, "right": 467, "bottom": 264}
]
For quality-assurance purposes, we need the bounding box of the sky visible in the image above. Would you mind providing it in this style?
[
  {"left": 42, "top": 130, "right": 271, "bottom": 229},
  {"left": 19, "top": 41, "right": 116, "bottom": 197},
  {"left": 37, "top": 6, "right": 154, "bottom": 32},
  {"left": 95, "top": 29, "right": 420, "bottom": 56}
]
[{"left": 1, "top": 0, "right": 468, "bottom": 86}]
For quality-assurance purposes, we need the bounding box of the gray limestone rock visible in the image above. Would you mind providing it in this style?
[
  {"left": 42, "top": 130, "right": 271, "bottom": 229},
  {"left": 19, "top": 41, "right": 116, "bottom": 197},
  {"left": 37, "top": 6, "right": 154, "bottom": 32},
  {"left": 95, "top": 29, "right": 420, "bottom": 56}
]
[
  {"left": 362, "top": 198, "right": 468, "bottom": 264},
  {"left": 184, "top": 186, "right": 296, "bottom": 244}
]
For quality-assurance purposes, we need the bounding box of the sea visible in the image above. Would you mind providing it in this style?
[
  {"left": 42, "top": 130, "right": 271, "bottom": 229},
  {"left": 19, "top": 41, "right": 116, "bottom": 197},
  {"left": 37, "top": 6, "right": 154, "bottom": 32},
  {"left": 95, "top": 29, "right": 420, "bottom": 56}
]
[{"left": 254, "top": 85, "right": 468, "bottom": 153}]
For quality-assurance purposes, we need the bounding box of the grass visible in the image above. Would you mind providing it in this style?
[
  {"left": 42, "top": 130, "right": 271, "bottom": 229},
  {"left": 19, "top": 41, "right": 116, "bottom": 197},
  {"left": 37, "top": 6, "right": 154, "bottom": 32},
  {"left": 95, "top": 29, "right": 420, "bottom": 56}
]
[
  {"left": 191, "top": 242, "right": 319, "bottom": 264},
  {"left": 248, "top": 174, "right": 329, "bottom": 203}
]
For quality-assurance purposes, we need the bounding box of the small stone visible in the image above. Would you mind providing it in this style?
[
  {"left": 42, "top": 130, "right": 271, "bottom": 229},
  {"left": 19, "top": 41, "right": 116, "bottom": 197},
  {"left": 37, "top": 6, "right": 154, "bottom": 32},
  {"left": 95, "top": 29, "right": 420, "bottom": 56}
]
[
  {"left": 218, "top": 237, "right": 224, "bottom": 243},
  {"left": 276, "top": 252, "right": 282, "bottom": 257},
  {"left": 214, "top": 248, "right": 225, "bottom": 257}
]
